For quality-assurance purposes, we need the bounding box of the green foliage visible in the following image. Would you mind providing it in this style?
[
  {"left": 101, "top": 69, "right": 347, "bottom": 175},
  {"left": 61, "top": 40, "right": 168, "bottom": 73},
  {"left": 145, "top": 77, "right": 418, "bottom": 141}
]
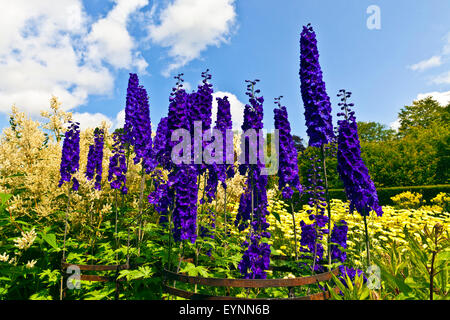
[
  {"left": 357, "top": 121, "right": 395, "bottom": 142},
  {"left": 327, "top": 272, "right": 371, "bottom": 300},
  {"left": 373, "top": 224, "right": 449, "bottom": 300},
  {"left": 398, "top": 97, "right": 449, "bottom": 136},
  {"left": 360, "top": 124, "right": 449, "bottom": 187},
  {"left": 294, "top": 98, "right": 449, "bottom": 188}
]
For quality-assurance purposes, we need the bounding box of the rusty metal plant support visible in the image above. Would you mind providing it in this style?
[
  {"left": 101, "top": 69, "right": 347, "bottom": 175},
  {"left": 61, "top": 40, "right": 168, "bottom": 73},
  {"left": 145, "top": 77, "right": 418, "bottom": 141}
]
[
  {"left": 162, "top": 259, "right": 340, "bottom": 300},
  {"left": 60, "top": 262, "right": 130, "bottom": 300}
]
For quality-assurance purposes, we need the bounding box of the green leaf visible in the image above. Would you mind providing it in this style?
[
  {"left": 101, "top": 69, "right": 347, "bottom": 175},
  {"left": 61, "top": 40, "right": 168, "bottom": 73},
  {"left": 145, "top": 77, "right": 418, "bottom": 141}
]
[
  {"left": 0, "top": 193, "right": 12, "bottom": 205},
  {"left": 42, "top": 233, "right": 58, "bottom": 250},
  {"left": 271, "top": 211, "right": 281, "bottom": 224},
  {"left": 326, "top": 282, "right": 342, "bottom": 300}
]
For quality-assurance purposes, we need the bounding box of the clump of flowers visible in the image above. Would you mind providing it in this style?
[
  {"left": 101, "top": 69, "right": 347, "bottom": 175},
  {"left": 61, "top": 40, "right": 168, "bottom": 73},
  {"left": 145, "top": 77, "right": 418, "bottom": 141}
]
[
  {"left": 26, "top": 260, "right": 37, "bottom": 269},
  {"left": 0, "top": 253, "right": 10, "bottom": 262},
  {"left": 330, "top": 220, "right": 348, "bottom": 263},
  {"left": 14, "top": 229, "right": 37, "bottom": 250},
  {"left": 300, "top": 24, "right": 334, "bottom": 148},
  {"left": 431, "top": 192, "right": 449, "bottom": 213},
  {"left": 391, "top": 191, "right": 423, "bottom": 209},
  {"left": 85, "top": 128, "right": 104, "bottom": 190},
  {"left": 273, "top": 97, "right": 302, "bottom": 199},
  {"left": 338, "top": 265, "right": 367, "bottom": 288},
  {"left": 171, "top": 164, "right": 198, "bottom": 243},
  {"left": 58, "top": 121, "right": 80, "bottom": 191}
]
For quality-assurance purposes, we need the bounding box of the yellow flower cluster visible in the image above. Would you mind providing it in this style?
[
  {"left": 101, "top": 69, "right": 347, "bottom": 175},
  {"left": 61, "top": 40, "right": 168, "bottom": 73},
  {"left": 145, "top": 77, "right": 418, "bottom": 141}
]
[
  {"left": 390, "top": 191, "right": 423, "bottom": 209},
  {"left": 431, "top": 192, "right": 449, "bottom": 207},
  {"left": 262, "top": 196, "right": 449, "bottom": 268}
]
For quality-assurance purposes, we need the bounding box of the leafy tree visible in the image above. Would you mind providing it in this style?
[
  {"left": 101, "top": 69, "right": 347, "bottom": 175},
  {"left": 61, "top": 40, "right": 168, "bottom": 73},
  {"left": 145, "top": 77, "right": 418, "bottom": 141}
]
[
  {"left": 398, "top": 97, "right": 449, "bottom": 136},
  {"left": 357, "top": 121, "right": 395, "bottom": 142}
]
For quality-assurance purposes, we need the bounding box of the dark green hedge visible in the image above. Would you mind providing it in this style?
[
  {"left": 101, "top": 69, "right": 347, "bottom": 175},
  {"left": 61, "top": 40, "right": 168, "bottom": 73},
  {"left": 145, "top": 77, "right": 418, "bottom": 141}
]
[
  {"left": 291, "top": 185, "right": 449, "bottom": 210},
  {"left": 328, "top": 185, "right": 450, "bottom": 206}
]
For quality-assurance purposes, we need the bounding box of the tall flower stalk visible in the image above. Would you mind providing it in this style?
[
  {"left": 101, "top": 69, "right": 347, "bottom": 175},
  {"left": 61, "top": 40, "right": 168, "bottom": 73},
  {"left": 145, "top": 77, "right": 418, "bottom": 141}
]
[
  {"left": 58, "top": 121, "right": 80, "bottom": 300},
  {"left": 273, "top": 96, "right": 302, "bottom": 259},
  {"left": 300, "top": 23, "right": 335, "bottom": 266},
  {"left": 167, "top": 74, "right": 199, "bottom": 244},
  {"left": 215, "top": 96, "right": 234, "bottom": 238},
  {"left": 237, "top": 80, "right": 271, "bottom": 279},
  {"left": 336, "top": 89, "right": 383, "bottom": 266}
]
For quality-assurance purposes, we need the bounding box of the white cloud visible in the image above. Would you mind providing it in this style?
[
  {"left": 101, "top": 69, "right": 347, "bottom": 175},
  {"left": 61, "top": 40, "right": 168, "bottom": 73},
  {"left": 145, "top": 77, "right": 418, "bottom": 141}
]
[
  {"left": 114, "top": 109, "right": 126, "bottom": 129},
  {"left": 86, "top": 0, "right": 149, "bottom": 72},
  {"left": 72, "top": 112, "right": 113, "bottom": 131},
  {"left": 0, "top": 0, "right": 148, "bottom": 116},
  {"left": 389, "top": 118, "right": 401, "bottom": 132},
  {"left": 148, "top": 0, "right": 237, "bottom": 76},
  {"left": 417, "top": 91, "right": 450, "bottom": 106},
  {"left": 431, "top": 71, "right": 450, "bottom": 85},
  {"left": 212, "top": 91, "right": 244, "bottom": 130},
  {"left": 71, "top": 107, "right": 129, "bottom": 131},
  {"left": 408, "top": 56, "right": 442, "bottom": 72}
]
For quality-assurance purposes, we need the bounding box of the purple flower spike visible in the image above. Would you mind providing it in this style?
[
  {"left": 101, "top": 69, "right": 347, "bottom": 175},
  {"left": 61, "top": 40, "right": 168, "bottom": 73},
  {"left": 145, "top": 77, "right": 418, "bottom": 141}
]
[
  {"left": 59, "top": 121, "right": 80, "bottom": 191},
  {"left": 165, "top": 74, "right": 199, "bottom": 243},
  {"left": 108, "top": 131, "right": 128, "bottom": 195},
  {"left": 236, "top": 80, "right": 271, "bottom": 279},
  {"left": 336, "top": 91, "right": 383, "bottom": 217},
  {"left": 123, "top": 73, "right": 140, "bottom": 146},
  {"left": 300, "top": 24, "right": 334, "bottom": 147},
  {"left": 133, "top": 85, "right": 155, "bottom": 173},
  {"left": 152, "top": 117, "right": 171, "bottom": 170},
  {"left": 273, "top": 98, "right": 302, "bottom": 199},
  {"left": 330, "top": 220, "right": 348, "bottom": 263},
  {"left": 86, "top": 128, "right": 104, "bottom": 190}
]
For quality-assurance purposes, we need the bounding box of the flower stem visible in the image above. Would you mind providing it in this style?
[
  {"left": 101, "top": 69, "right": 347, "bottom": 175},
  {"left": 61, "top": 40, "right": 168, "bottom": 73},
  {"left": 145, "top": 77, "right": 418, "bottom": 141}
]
[
  {"left": 290, "top": 199, "right": 298, "bottom": 261},
  {"left": 60, "top": 183, "right": 71, "bottom": 300},
  {"left": 321, "top": 145, "right": 332, "bottom": 267},
  {"left": 363, "top": 212, "right": 371, "bottom": 266},
  {"left": 137, "top": 169, "right": 146, "bottom": 256},
  {"left": 115, "top": 191, "right": 119, "bottom": 264}
]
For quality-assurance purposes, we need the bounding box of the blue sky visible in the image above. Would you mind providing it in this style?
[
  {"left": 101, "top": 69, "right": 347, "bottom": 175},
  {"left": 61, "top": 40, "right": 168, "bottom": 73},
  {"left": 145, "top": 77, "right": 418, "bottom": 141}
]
[{"left": 1, "top": 0, "right": 450, "bottom": 141}]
